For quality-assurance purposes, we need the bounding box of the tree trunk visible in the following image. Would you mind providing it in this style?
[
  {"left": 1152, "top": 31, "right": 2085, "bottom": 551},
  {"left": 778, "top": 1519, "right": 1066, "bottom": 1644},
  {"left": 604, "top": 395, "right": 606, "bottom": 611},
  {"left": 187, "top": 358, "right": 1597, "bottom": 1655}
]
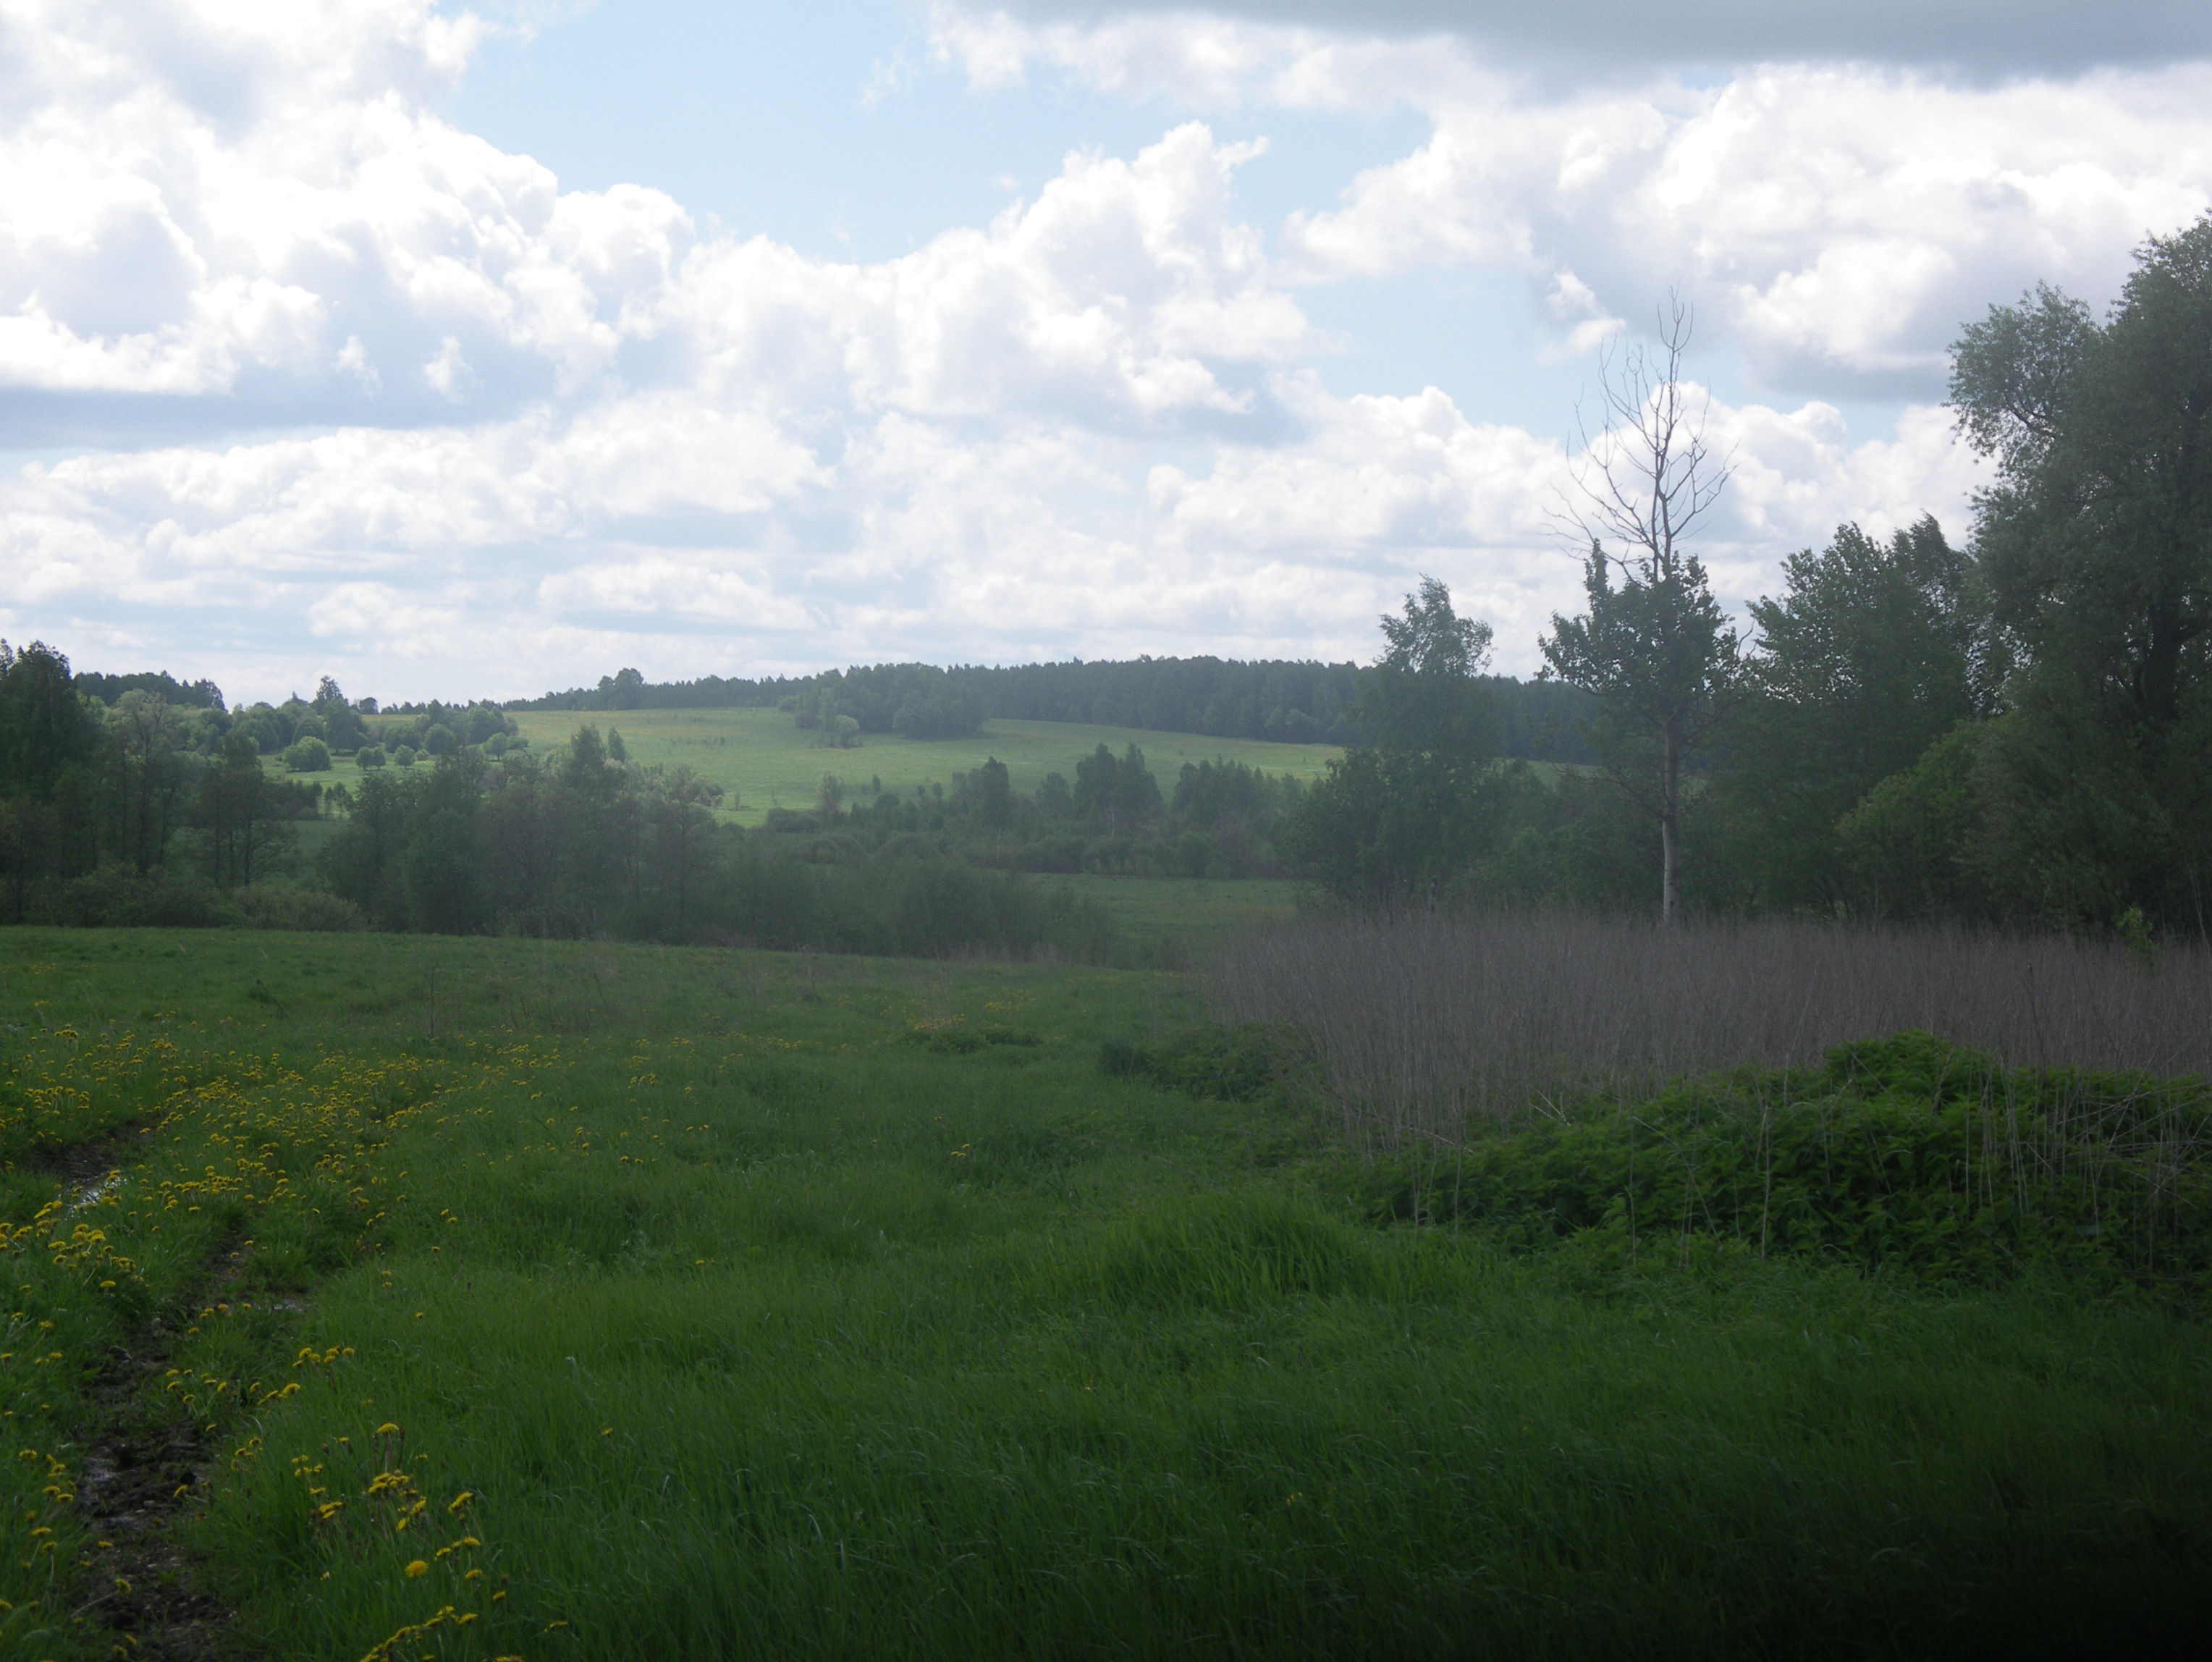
[
  {"left": 2138, "top": 597, "right": 2202, "bottom": 733},
  {"left": 1660, "top": 729, "right": 1681, "bottom": 924}
]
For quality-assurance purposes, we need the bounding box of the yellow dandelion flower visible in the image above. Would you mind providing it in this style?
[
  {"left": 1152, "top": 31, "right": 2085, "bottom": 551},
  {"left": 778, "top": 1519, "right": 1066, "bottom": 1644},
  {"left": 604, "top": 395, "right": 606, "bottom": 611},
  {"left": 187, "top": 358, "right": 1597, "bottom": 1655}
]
[{"left": 405, "top": 1559, "right": 429, "bottom": 1577}]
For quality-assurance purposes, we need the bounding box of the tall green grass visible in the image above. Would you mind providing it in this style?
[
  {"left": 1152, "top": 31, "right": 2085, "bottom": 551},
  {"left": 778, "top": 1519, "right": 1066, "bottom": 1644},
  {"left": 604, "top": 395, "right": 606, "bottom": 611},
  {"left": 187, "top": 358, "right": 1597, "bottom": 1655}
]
[{"left": 1, "top": 929, "right": 2209, "bottom": 1659}]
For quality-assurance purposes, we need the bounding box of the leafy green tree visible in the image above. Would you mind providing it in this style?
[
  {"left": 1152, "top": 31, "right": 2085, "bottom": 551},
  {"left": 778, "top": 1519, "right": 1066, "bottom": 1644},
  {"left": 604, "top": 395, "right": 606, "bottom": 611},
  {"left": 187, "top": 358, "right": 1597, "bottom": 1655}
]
[
  {"left": 0, "top": 640, "right": 96, "bottom": 803},
  {"left": 198, "top": 731, "right": 289, "bottom": 890},
  {"left": 646, "top": 764, "right": 725, "bottom": 925},
  {"left": 1700, "top": 518, "right": 1987, "bottom": 911},
  {"left": 1037, "top": 772, "right": 1072, "bottom": 819},
  {"left": 1286, "top": 747, "right": 1464, "bottom": 904},
  {"left": 1287, "top": 579, "right": 1500, "bottom": 906},
  {"left": 1070, "top": 743, "right": 1162, "bottom": 833},
  {"left": 107, "top": 691, "right": 192, "bottom": 873},
  {"left": 0, "top": 798, "right": 56, "bottom": 922},
  {"left": 1113, "top": 745, "right": 1161, "bottom": 825},
  {"left": 976, "top": 757, "right": 1012, "bottom": 830},
  {"left": 283, "top": 736, "right": 332, "bottom": 773},
  {"left": 1541, "top": 302, "right": 1741, "bottom": 921},
  {"left": 1359, "top": 576, "right": 1497, "bottom": 759},
  {"left": 1949, "top": 216, "right": 2212, "bottom": 924},
  {"left": 312, "top": 675, "right": 368, "bottom": 751},
  {"left": 402, "top": 754, "right": 483, "bottom": 932}
]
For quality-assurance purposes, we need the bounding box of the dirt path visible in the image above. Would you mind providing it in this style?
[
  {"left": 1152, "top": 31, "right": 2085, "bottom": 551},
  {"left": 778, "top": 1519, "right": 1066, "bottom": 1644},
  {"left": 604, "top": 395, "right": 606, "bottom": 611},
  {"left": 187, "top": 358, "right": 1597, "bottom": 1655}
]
[{"left": 40, "top": 1157, "right": 261, "bottom": 1660}]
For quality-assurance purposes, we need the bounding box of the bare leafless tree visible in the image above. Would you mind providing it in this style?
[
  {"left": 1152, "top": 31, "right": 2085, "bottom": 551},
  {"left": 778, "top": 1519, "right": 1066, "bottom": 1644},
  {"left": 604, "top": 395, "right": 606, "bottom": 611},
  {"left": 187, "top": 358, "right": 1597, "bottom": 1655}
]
[
  {"left": 1542, "top": 298, "right": 1742, "bottom": 921},
  {"left": 1556, "top": 295, "right": 1733, "bottom": 568}
]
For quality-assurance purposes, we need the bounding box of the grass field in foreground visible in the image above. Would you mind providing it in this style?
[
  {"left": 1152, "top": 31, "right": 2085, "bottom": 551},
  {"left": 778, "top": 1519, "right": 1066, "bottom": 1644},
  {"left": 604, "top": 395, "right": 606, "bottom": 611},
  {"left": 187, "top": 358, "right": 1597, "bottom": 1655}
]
[
  {"left": 503, "top": 708, "right": 1342, "bottom": 826},
  {"left": 1, "top": 930, "right": 2209, "bottom": 1660}
]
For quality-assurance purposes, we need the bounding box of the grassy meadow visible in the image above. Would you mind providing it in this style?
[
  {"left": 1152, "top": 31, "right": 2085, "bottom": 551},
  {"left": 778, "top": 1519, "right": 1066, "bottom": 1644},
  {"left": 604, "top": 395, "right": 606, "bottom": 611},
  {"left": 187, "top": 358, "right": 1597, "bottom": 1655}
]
[
  {"left": 498, "top": 709, "right": 1343, "bottom": 826},
  {"left": 1046, "top": 877, "right": 1305, "bottom": 961},
  {"left": 1, "top": 929, "right": 2208, "bottom": 1658}
]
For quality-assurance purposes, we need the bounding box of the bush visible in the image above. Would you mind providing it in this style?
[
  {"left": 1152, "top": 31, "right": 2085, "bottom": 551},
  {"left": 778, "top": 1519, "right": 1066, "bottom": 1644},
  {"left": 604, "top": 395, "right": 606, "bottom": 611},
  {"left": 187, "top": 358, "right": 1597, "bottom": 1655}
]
[
  {"left": 230, "top": 880, "right": 364, "bottom": 932},
  {"left": 358, "top": 745, "right": 387, "bottom": 769},
  {"left": 1097, "top": 1024, "right": 1302, "bottom": 1100},
  {"left": 874, "top": 832, "right": 938, "bottom": 861},
  {"left": 696, "top": 843, "right": 1121, "bottom": 962},
  {"left": 56, "top": 866, "right": 240, "bottom": 928},
  {"left": 1359, "top": 1032, "right": 2212, "bottom": 1288},
  {"left": 282, "top": 736, "right": 332, "bottom": 772},
  {"left": 906, "top": 1025, "right": 1042, "bottom": 1055}
]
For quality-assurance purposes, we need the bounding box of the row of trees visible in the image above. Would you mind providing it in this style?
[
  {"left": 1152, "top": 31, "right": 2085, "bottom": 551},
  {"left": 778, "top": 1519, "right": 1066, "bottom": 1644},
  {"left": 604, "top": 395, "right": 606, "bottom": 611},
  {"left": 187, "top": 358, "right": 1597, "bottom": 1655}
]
[
  {"left": 1299, "top": 217, "right": 2212, "bottom": 935},
  {"left": 518, "top": 657, "right": 1598, "bottom": 761},
  {"left": 772, "top": 743, "right": 1306, "bottom": 880},
  {"left": 316, "top": 730, "right": 1119, "bottom": 958},
  {"left": 0, "top": 642, "right": 324, "bottom": 920}
]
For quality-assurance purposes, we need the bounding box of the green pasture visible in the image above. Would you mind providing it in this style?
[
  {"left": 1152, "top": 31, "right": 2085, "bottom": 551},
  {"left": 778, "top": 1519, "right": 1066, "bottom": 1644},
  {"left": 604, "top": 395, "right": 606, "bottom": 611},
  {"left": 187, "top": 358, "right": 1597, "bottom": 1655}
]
[
  {"left": 1047, "top": 875, "right": 1304, "bottom": 962},
  {"left": 1, "top": 932, "right": 2208, "bottom": 1659},
  {"left": 503, "top": 708, "right": 1342, "bottom": 825}
]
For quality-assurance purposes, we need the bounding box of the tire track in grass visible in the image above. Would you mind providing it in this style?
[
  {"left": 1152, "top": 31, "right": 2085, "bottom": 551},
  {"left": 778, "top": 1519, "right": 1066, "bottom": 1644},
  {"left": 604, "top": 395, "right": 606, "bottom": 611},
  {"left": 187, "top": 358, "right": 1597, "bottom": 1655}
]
[{"left": 68, "top": 1220, "right": 258, "bottom": 1662}]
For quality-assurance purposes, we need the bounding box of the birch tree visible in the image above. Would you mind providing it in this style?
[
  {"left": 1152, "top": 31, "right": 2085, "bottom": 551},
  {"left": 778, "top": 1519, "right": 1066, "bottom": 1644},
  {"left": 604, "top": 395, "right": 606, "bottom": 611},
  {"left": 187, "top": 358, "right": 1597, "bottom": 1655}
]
[{"left": 1540, "top": 299, "right": 1742, "bottom": 921}]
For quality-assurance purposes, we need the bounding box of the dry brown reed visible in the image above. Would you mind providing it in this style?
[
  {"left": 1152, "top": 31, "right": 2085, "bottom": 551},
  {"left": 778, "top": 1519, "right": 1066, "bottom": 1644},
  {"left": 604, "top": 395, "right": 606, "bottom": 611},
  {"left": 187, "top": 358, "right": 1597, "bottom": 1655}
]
[{"left": 1212, "top": 911, "right": 2212, "bottom": 1149}]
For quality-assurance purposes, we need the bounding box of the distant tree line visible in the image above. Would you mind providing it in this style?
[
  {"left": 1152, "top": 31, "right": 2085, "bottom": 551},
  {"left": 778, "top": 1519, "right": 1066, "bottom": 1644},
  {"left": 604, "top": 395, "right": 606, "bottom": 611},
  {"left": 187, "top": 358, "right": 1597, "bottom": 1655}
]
[
  {"left": 770, "top": 742, "right": 1306, "bottom": 881},
  {"left": 0, "top": 651, "right": 1136, "bottom": 958},
  {"left": 0, "top": 661, "right": 536, "bottom": 928},
  {"left": 0, "top": 646, "right": 337, "bottom": 926},
  {"left": 315, "top": 729, "right": 1123, "bottom": 959},
  {"left": 514, "top": 657, "right": 1597, "bottom": 761}
]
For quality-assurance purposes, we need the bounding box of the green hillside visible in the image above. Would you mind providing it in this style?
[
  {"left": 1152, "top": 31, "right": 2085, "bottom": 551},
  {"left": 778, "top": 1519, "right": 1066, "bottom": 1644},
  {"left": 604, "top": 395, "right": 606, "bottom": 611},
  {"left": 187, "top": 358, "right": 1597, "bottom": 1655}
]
[{"left": 504, "top": 707, "right": 1341, "bottom": 825}]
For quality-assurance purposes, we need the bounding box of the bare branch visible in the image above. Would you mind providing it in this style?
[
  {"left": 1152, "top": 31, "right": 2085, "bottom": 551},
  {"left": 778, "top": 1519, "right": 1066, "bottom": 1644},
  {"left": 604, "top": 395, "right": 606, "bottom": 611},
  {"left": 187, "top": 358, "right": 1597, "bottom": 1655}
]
[{"left": 1550, "top": 294, "right": 1734, "bottom": 581}]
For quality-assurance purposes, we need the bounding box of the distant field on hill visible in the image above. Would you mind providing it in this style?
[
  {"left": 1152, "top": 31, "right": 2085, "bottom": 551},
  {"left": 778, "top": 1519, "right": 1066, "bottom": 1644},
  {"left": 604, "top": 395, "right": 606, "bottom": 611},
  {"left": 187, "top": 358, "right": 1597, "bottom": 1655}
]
[{"left": 503, "top": 707, "right": 1343, "bottom": 824}]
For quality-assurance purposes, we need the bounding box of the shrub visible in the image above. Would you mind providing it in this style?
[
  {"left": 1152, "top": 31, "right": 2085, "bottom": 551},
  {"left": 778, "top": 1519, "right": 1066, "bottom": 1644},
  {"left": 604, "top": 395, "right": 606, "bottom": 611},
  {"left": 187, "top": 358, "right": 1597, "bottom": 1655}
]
[
  {"left": 1097, "top": 1024, "right": 1301, "bottom": 1100},
  {"left": 282, "top": 736, "right": 332, "bottom": 772},
  {"left": 230, "top": 880, "right": 365, "bottom": 932},
  {"left": 358, "top": 745, "right": 387, "bottom": 769},
  {"left": 1358, "top": 1032, "right": 2212, "bottom": 1289},
  {"left": 57, "top": 866, "right": 240, "bottom": 928}
]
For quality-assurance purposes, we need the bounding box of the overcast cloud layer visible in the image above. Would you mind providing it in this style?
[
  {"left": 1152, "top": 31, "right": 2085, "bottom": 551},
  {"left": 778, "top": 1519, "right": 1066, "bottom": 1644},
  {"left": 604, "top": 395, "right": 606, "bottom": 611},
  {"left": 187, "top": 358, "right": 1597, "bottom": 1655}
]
[
  {"left": 1, "top": 0, "right": 2206, "bottom": 701},
  {"left": 995, "top": 1, "right": 2212, "bottom": 77}
]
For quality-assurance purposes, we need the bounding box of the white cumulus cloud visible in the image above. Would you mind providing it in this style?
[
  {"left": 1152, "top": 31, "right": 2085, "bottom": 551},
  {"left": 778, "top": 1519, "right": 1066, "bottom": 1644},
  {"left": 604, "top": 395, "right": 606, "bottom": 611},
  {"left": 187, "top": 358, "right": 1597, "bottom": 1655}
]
[{"left": 0, "top": 0, "right": 2119, "bottom": 701}]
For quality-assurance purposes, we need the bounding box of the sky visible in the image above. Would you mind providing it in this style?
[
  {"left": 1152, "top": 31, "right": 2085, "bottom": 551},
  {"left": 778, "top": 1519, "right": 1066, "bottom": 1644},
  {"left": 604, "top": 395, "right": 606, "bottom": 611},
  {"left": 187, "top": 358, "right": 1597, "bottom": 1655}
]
[{"left": 2, "top": 1, "right": 2208, "bottom": 704}]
